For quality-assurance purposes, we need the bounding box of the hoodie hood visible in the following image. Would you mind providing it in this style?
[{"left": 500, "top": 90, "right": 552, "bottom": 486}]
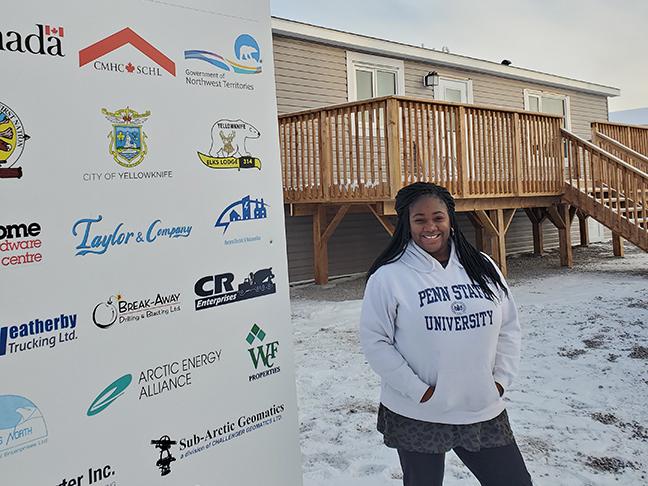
[{"left": 400, "top": 239, "right": 463, "bottom": 273}]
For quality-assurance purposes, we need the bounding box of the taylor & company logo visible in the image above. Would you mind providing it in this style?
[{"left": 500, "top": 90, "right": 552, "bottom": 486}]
[
  {"left": 149, "top": 403, "right": 284, "bottom": 475},
  {"left": 0, "top": 222, "right": 43, "bottom": 268},
  {"left": 197, "top": 119, "right": 261, "bottom": 170},
  {"left": 0, "top": 313, "right": 77, "bottom": 359},
  {"left": 216, "top": 195, "right": 268, "bottom": 246},
  {"left": 246, "top": 324, "right": 280, "bottom": 382},
  {"left": 185, "top": 33, "right": 260, "bottom": 91},
  {"left": 72, "top": 216, "right": 192, "bottom": 256},
  {"left": 194, "top": 267, "right": 276, "bottom": 311},
  {"left": 0, "top": 395, "right": 48, "bottom": 458},
  {"left": 92, "top": 292, "right": 181, "bottom": 328},
  {"left": 79, "top": 27, "right": 175, "bottom": 77},
  {"left": 0, "top": 24, "right": 64, "bottom": 57},
  {"left": 0, "top": 102, "right": 30, "bottom": 179}
]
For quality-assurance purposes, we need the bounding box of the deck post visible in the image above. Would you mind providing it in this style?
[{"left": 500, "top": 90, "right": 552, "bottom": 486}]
[
  {"left": 386, "top": 98, "right": 402, "bottom": 199},
  {"left": 548, "top": 204, "right": 574, "bottom": 268},
  {"left": 523, "top": 208, "right": 547, "bottom": 256},
  {"left": 577, "top": 210, "right": 590, "bottom": 247},
  {"left": 313, "top": 206, "right": 329, "bottom": 285},
  {"left": 473, "top": 209, "right": 515, "bottom": 276},
  {"left": 319, "top": 111, "right": 332, "bottom": 200},
  {"left": 467, "top": 212, "right": 485, "bottom": 252},
  {"left": 612, "top": 232, "right": 625, "bottom": 257},
  {"left": 456, "top": 106, "right": 469, "bottom": 197},
  {"left": 512, "top": 113, "right": 524, "bottom": 196}
]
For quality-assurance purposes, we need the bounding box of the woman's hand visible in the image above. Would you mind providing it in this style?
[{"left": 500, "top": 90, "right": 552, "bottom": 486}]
[
  {"left": 495, "top": 382, "right": 504, "bottom": 397},
  {"left": 420, "top": 386, "right": 435, "bottom": 403}
]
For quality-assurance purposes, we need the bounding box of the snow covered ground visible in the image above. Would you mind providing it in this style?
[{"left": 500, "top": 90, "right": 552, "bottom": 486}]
[{"left": 290, "top": 243, "right": 648, "bottom": 486}]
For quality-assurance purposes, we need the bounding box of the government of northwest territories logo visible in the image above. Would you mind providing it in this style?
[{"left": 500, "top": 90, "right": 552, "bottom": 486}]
[
  {"left": 185, "top": 34, "right": 261, "bottom": 75},
  {"left": 79, "top": 27, "right": 175, "bottom": 77},
  {"left": 198, "top": 119, "right": 261, "bottom": 170},
  {"left": 92, "top": 292, "right": 181, "bottom": 328},
  {"left": 102, "top": 107, "right": 150, "bottom": 168},
  {"left": 0, "top": 102, "right": 30, "bottom": 179},
  {"left": 246, "top": 324, "right": 280, "bottom": 382},
  {"left": 194, "top": 268, "right": 276, "bottom": 311},
  {"left": 0, "top": 395, "right": 48, "bottom": 456}
]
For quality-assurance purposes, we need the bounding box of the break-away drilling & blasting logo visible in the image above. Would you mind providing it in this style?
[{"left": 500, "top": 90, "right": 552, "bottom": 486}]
[{"left": 92, "top": 292, "right": 181, "bottom": 329}]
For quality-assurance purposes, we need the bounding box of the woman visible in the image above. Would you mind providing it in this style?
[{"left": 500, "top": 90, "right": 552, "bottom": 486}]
[{"left": 359, "top": 182, "right": 532, "bottom": 486}]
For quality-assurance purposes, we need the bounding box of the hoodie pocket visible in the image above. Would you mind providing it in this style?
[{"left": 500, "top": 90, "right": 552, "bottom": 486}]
[{"left": 428, "top": 367, "right": 500, "bottom": 414}]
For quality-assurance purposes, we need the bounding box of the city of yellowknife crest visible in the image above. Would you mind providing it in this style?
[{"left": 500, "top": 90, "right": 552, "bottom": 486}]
[{"left": 102, "top": 107, "right": 150, "bottom": 168}]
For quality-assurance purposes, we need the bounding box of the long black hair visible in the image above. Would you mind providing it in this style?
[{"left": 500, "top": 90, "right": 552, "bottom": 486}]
[{"left": 366, "top": 182, "right": 508, "bottom": 301}]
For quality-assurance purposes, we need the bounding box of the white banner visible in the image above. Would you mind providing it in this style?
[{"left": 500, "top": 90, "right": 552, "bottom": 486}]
[{"left": 1, "top": 1, "right": 303, "bottom": 485}]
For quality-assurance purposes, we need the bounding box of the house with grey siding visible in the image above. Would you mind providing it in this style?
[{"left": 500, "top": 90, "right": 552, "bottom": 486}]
[{"left": 270, "top": 17, "right": 622, "bottom": 283}]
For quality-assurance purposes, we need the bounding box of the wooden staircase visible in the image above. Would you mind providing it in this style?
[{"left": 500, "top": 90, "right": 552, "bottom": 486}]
[{"left": 562, "top": 128, "right": 648, "bottom": 251}]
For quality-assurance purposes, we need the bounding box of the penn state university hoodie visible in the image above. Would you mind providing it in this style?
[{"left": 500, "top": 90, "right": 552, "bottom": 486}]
[{"left": 360, "top": 240, "right": 521, "bottom": 425}]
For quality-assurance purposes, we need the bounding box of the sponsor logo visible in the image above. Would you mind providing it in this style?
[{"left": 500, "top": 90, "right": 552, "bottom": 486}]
[
  {"left": 184, "top": 34, "right": 260, "bottom": 91},
  {"left": 55, "top": 464, "right": 117, "bottom": 486},
  {"left": 102, "top": 107, "right": 149, "bottom": 168},
  {"left": 246, "top": 324, "right": 280, "bottom": 382},
  {"left": 151, "top": 436, "right": 177, "bottom": 476},
  {"left": 216, "top": 195, "right": 268, "bottom": 246},
  {"left": 197, "top": 119, "right": 261, "bottom": 170},
  {"left": 0, "top": 102, "right": 30, "bottom": 179},
  {"left": 0, "top": 314, "right": 77, "bottom": 358},
  {"left": 0, "top": 395, "right": 48, "bottom": 458},
  {"left": 79, "top": 28, "right": 175, "bottom": 77},
  {"left": 150, "top": 403, "right": 284, "bottom": 475},
  {"left": 194, "top": 267, "right": 276, "bottom": 311},
  {"left": 72, "top": 216, "right": 192, "bottom": 256},
  {"left": 87, "top": 374, "right": 132, "bottom": 416},
  {"left": 0, "top": 24, "right": 64, "bottom": 57},
  {"left": 0, "top": 222, "right": 43, "bottom": 268},
  {"left": 92, "top": 292, "right": 181, "bottom": 329}
]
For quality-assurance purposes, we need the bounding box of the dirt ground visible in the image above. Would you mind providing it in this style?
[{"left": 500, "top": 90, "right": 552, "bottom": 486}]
[{"left": 289, "top": 240, "right": 647, "bottom": 302}]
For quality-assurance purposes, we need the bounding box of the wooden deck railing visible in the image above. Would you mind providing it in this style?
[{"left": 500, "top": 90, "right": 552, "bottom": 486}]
[
  {"left": 592, "top": 121, "right": 648, "bottom": 157},
  {"left": 592, "top": 130, "right": 648, "bottom": 174},
  {"left": 279, "top": 96, "right": 564, "bottom": 203}
]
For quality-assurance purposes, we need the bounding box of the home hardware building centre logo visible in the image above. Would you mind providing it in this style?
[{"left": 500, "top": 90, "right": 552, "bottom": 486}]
[
  {"left": 0, "top": 395, "right": 48, "bottom": 458},
  {"left": 194, "top": 268, "right": 276, "bottom": 311},
  {"left": 246, "top": 324, "right": 280, "bottom": 382},
  {"left": 198, "top": 119, "right": 261, "bottom": 171},
  {"left": 72, "top": 216, "right": 191, "bottom": 256},
  {"left": 0, "top": 313, "right": 78, "bottom": 359},
  {"left": 0, "top": 102, "right": 30, "bottom": 180},
  {"left": 185, "top": 33, "right": 261, "bottom": 91},
  {"left": 0, "top": 222, "right": 43, "bottom": 269},
  {"left": 92, "top": 292, "right": 181, "bottom": 329},
  {"left": 79, "top": 27, "right": 175, "bottom": 77}
]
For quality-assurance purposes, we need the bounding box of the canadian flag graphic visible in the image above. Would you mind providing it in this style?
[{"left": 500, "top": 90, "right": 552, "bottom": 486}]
[{"left": 45, "top": 25, "right": 65, "bottom": 37}]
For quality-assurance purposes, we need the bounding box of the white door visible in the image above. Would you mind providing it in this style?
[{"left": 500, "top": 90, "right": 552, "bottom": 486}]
[{"left": 436, "top": 78, "right": 473, "bottom": 103}]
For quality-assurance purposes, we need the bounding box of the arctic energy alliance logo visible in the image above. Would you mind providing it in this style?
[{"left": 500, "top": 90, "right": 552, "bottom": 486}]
[
  {"left": 0, "top": 313, "right": 78, "bottom": 359},
  {"left": 194, "top": 267, "right": 276, "bottom": 311},
  {"left": 246, "top": 324, "right": 280, "bottom": 382},
  {"left": 92, "top": 292, "right": 181, "bottom": 328},
  {"left": 72, "top": 216, "right": 191, "bottom": 256},
  {"left": 87, "top": 374, "right": 132, "bottom": 416},
  {"left": 185, "top": 34, "right": 261, "bottom": 91},
  {"left": 198, "top": 119, "right": 261, "bottom": 170},
  {"left": 79, "top": 28, "right": 175, "bottom": 77},
  {"left": 0, "top": 102, "right": 30, "bottom": 179},
  {"left": 0, "top": 395, "right": 48, "bottom": 457}
]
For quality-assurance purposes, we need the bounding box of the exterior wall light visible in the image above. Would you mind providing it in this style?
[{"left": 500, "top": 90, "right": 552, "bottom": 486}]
[{"left": 423, "top": 71, "right": 439, "bottom": 87}]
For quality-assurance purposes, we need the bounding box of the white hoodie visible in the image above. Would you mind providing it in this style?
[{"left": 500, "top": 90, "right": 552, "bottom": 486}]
[{"left": 360, "top": 240, "right": 521, "bottom": 425}]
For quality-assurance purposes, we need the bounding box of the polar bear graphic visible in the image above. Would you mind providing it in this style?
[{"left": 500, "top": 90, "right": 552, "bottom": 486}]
[{"left": 208, "top": 119, "right": 260, "bottom": 158}]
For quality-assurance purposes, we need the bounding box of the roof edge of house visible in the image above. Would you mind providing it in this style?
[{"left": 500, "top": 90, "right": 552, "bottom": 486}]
[{"left": 271, "top": 17, "right": 620, "bottom": 98}]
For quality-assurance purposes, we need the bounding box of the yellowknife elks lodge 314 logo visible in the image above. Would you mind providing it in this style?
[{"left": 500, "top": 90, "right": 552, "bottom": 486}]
[
  {"left": 102, "top": 107, "right": 150, "bottom": 168},
  {"left": 197, "top": 119, "right": 261, "bottom": 170}
]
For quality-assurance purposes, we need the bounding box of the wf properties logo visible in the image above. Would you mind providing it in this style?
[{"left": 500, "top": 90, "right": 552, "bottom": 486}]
[
  {"left": 246, "top": 324, "right": 280, "bottom": 382},
  {"left": 72, "top": 216, "right": 191, "bottom": 256}
]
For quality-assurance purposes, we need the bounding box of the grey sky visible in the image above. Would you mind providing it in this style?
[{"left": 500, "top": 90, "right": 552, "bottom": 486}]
[{"left": 270, "top": 0, "right": 646, "bottom": 111}]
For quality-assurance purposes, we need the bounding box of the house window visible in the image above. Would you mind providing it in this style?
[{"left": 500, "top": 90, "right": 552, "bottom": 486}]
[
  {"left": 346, "top": 51, "right": 405, "bottom": 101},
  {"left": 435, "top": 77, "right": 474, "bottom": 104},
  {"left": 524, "top": 89, "right": 571, "bottom": 130}
]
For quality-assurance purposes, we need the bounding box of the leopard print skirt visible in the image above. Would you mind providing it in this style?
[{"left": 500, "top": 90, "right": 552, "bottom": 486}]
[{"left": 377, "top": 404, "right": 515, "bottom": 454}]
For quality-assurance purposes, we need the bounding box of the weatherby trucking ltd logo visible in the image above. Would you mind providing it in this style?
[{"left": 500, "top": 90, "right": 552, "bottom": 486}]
[
  {"left": 197, "top": 119, "right": 261, "bottom": 171},
  {"left": 79, "top": 28, "right": 175, "bottom": 77},
  {"left": 92, "top": 292, "right": 181, "bottom": 329},
  {"left": 0, "top": 313, "right": 78, "bottom": 359},
  {"left": 0, "top": 24, "right": 65, "bottom": 57},
  {"left": 194, "top": 268, "right": 276, "bottom": 311},
  {"left": 0, "top": 102, "right": 30, "bottom": 180}
]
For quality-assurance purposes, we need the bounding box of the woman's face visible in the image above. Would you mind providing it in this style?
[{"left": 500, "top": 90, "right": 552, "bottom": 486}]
[{"left": 408, "top": 195, "right": 451, "bottom": 261}]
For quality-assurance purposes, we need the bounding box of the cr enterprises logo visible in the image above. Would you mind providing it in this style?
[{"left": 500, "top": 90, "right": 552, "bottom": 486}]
[
  {"left": 198, "top": 119, "right": 261, "bottom": 171},
  {"left": 194, "top": 267, "right": 276, "bottom": 311},
  {"left": 92, "top": 292, "right": 181, "bottom": 328},
  {"left": 0, "top": 102, "right": 30, "bottom": 179},
  {"left": 0, "top": 395, "right": 48, "bottom": 457},
  {"left": 79, "top": 27, "right": 175, "bottom": 77},
  {"left": 0, "top": 24, "right": 64, "bottom": 57},
  {"left": 246, "top": 324, "right": 280, "bottom": 382},
  {"left": 0, "top": 313, "right": 77, "bottom": 359},
  {"left": 0, "top": 222, "right": 43, "bottom": 268},
  {"left": 72, "top": 216, "right": 192, "bottom": 256}
]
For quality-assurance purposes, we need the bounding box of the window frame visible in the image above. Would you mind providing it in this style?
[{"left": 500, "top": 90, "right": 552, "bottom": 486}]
[
  {"left": 346, "top": 51, "right": 405, "bottom": 102},
  {"left": 523, "top": 88, "right": 571, "bottom": 130},
  {"left": 435, "top": 77, "right": 474, "bottom": 104}
]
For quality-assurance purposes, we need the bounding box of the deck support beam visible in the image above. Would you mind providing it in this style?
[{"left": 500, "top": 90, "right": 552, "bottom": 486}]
[
  {"left": 576, "top": 210, "right": 590, "bottom": 247},
  {"left": 612, "top": 232, "right": 625, "bottom": 257},
  {"left": 368, "top": 204, "right": 395, "bottom": 236},
  {"left": 524, "top": 208, "right": 548, "bottom": 256},
  {"left": 473, "top": 209, "right": 515, "bottom": 276},
  {"left": 313, "top": 204, "right": 351, "bottom": 285},
  {"left": 547, "top": 204, "right": 574, "bottom": 268}
]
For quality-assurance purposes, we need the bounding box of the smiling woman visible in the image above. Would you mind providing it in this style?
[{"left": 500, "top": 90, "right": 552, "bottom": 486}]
[{"left": 360, "top": 182, "right": 532, "bottom": 486}]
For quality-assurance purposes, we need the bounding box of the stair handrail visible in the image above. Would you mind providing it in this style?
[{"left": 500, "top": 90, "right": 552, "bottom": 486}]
[{"left": 592, "top": 130, "right": 648, "bottom": 173}]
